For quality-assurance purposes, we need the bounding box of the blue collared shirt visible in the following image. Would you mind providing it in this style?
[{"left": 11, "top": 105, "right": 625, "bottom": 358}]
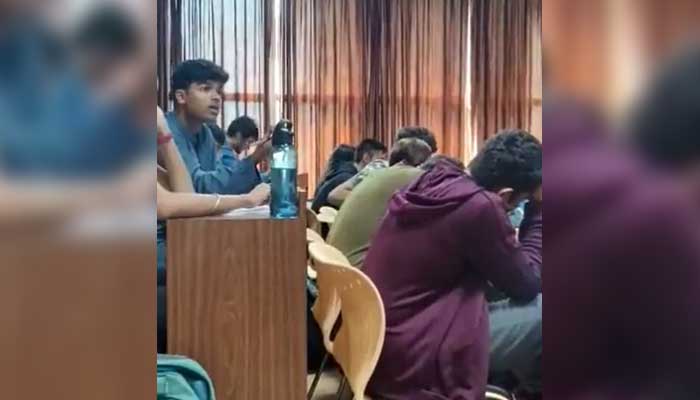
[{"left": 167, "top": 112, "right": 261, "bottom": 195}]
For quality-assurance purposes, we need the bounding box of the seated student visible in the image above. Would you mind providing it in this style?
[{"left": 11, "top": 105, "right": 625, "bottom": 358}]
[
  {"left": 328, "top": 127, "right": 437, "bottom": 207},
  {"left": 397, "top": 126, "right": 439, "bottom": 153},
  {"left": 326, "top": 138, "right": 433, "bottom": 267},
  {"left": 226, "top": 115, "right": 263, "bottom": 158},
  {"left": 310, "top": 144, "right": 356, "bottom": 212},
  {"left": 312, "top": 139, "right": 386, "bottom": 212},
  {"left": 546, "top": 47, "right": 700, "bottom": 399},
  {"left": 156, "top": 106, "right": 269, "bottom": 353},
  {"left": 167, "top": 60, "right": 269, "bottom": 195},
  {"left": 363, "top": 130, "right": 542, "bottom": 400}
]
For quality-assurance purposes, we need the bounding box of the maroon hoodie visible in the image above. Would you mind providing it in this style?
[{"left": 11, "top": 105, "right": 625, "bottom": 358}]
[
  {"left": 364, "top": 163, "right": 542, "bottom": 400},
  {"left": 545, "top": 99, "right": 700, "bottom": 399}
]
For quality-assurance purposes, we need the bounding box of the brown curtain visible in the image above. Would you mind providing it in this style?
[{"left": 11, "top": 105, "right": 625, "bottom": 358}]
[
  {"left": 156, "top": 0, "right": 271, "bottom": 130},
  {"left": 365, "top": 0, "right": 470, "bottom": 158},
  {"left": 282, "top": 0, "right": 470, "bottom": 191},
  {"left": 471, "top": 0, "right": 541, "bottom": 148},
  {"left": 219, "top": 0, "right": 273, "bottom": 132},
  {"left": 157, "top": 0, "right": 169, "bottom": 108}
]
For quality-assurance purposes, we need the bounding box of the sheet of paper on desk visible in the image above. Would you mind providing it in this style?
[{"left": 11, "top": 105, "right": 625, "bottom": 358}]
[{"left": 224, "top": 205, "right": 271, "bottom": 219}]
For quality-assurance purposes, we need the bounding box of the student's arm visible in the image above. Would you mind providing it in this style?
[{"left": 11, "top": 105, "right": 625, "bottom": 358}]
[
  {"left": 157, "top": 107, "right": 193, "bottom": 193},
  {"left": 327, "top": 178, "right": 356, "bottom": 207},
  {"left": 156, "top": 181, "right": 269, "bottom": 220},
  {"left": 173, "top": 132, "right": 260, "bottom": 195},
  {"left": 469, "top": 195, "right": 542, "bottom": 302},
  {"left": 159, "top": 142, "right": 194, "bottom": 193}
]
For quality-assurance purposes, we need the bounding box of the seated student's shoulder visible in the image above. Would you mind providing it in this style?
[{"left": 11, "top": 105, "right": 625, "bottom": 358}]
[{"left": 460, "top": 182, "right": 509, "bottom": 223}]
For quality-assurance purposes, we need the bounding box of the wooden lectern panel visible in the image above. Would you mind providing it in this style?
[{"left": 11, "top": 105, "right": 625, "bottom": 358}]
[
  {"left": 0, "top": 239, "right": 154, "bottom": 400},
  {"left": 167, "top": 213, "right": 306, "bottom": 400}
]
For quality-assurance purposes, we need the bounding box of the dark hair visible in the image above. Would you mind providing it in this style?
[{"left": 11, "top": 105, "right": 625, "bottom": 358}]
[
  {"left": 389, "top": 138, "right": 433, "bottom": 167},
  {"left": 355, "top": 139, "right": 387, "bottom": 163},
  {"left": 75, "top": 6, "right": 138, "bottom": 57},
  {"left": 209, "top": 123, "right": 226, "bottom": 146},
  {"left": 226, "top": 116, "right": 259, "bottom": 141},
  {"left": 421, "top": 155, "right": 466, "bottom": 172},
  {"left": 329, "top": 144, "right": 356, "bottom": 166},
  {"left": 469, "top": 129, "right": 542, "bottom": 194},
  {"left": 396, "top": 127, "right": 438, "bottom": 153},
  {"left": 170, "top": 60, "right": 229, "bottom": 100},
  {"left": 631, "top": 46, "right": 700, "bottom": 169},
  {"left": 320, "top": 144, "right": 356, "bottom": 177}
]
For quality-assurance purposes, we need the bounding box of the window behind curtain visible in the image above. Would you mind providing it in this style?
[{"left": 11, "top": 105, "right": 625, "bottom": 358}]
[{"left": 176, "top": 0, "right": 276, "bottom": 133}]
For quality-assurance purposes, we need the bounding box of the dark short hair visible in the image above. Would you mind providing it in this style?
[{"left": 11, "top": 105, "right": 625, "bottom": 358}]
[
  {"left": 355, "top": 139, "right": 387, "bottom": 163},
  {"left": 75, "top": 6, "right": 139, "bottom": 57},
  {"left": 170, "top": 59, "right": 229, "bottom": 100},
  {"left": 396, "top": 127, "right": 438, "bottom": 153},
  {"left": 421, "top": 155, "right": 466, "bottom": 172},
  {"left": 469, "top": 130, "right": 542, "bottom": 194},
  {"left": 389, "top": 138, "right": 433, "bottom": 167},
  {"left": 226, "top": 116, "right": 259, "bottom": 141},
  {"left": 632, "top": 45, "right": 700, "bottom": 169}
]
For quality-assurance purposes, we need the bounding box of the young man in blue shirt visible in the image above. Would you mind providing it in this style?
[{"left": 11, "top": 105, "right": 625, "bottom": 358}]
[{"left": 167, "top": 60, "right": 269, "bottom": 194}]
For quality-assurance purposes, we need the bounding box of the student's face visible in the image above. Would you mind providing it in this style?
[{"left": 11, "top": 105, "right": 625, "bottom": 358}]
[{"left": 175, "top": 80, "right": 223, "bottom": 123}]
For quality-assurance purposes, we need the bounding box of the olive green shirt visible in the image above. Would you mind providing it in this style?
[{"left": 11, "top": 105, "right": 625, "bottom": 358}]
[{"left": 327, "top": 165, "right": 424, "bottom": 267}]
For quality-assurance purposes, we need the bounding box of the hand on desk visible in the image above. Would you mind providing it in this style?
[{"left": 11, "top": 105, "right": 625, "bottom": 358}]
[{"left": 247, "top": 183, "right": 271, "bottom": 207}]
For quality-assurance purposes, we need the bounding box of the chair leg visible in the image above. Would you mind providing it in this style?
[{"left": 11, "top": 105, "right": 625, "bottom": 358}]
[
  {"left": 336, "top": 376, "right": 347, "bottom": 400},
  {"left": 307, "top": 352, "right": 330, "bottom": 400}
]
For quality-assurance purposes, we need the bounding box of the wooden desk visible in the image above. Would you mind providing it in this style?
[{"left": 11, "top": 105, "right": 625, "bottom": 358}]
[
  {"left": 0, "top": 234, "right": 154, "bottom": 400},
  {"left": 167, "top": 208, "right": 307, "bottom": 400}
]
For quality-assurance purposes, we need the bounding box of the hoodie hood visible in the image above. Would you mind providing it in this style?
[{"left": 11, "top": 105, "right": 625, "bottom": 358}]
[{"left": 390, "top": 162, "right": 484, "bottom": 225}]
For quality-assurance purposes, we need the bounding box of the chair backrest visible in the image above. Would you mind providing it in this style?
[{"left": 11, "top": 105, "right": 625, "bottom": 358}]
[
  {"left": 308, "top": 242, "right": 386, "bottom": 400},
  {"left": 319, "top": 206, "right": 338, "bottom": 218},
  {"left": 298, "top": 173, "right": 309, "bottom": 193},
  {"left": 306, "top": 228, "right": 324, "bottom": 244},
  {"left": 306, "top": 205, "right": 321, "bottom": 234},
  {"left": 485, "top": 385, "right": 514, "bottom": 400}
]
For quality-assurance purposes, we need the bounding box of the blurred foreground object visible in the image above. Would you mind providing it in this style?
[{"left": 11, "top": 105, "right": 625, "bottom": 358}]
[
  {"left": 0, "top": 2, "right": 155, "bottom": 398},
  {"left": 545, "top": 28, "right": 700, "bottom": 400}
]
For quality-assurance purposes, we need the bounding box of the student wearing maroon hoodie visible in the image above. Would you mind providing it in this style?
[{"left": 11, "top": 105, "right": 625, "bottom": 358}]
[
  {"left": 364, "top": 130, "right": 542, "bottom": 400},
  {"left": 546, "top": 47, "right": 700, "bottom": 400}
]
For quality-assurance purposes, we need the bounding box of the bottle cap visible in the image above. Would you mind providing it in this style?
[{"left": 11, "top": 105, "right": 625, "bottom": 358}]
[{"left": 272, "top": 119, "right": 294, "bottom": 146}]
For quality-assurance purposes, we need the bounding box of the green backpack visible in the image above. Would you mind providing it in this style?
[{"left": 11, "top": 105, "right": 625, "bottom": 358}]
[{"left": 157, "top": 355, "right": 216, "bottom": 400}]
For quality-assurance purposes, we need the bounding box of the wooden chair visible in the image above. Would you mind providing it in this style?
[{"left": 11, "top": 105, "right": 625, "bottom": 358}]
[
  {"left": 485, "top": 385, "right": 515, "bottom": 400},
  {"left": 298, "top": 173, "right": 309, "bottom": 193},
  {"left": 307, "top": 242, "right": 385, "bottom": 400},
  {"left": 307, "top": 205, "right": 321, "bottom": 234},
  {"left": 316, "top": 207, "right": 337, "bottom": 227},
  {"left": 306, "top": 229, "right": 325, "bottom": 280},
  {"left": 306, "top": 228, "right": 324, "bottom": 244},
  {"left": 319, "top": 206, "right": 338, "bottom": 218}
]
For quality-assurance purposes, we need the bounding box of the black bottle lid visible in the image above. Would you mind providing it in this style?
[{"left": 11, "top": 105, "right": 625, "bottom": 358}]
[{"left": 272, "top": 119, "right": 294, "bottom": 146}]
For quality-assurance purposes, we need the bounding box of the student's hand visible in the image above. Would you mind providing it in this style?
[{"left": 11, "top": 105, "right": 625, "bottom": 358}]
[
  {"left": 246, "top": 183, "right": 271, "bottom": 207},
  {"left": 247, "top": 135, "right": 273, "bottom": 163}
]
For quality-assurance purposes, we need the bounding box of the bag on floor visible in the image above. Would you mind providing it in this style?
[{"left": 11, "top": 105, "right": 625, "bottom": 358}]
[{"left": 157, "top": 354, "right": 215, "bottom": 400}]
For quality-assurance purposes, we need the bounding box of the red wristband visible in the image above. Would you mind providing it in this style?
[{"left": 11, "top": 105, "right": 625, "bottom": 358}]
[{"left": 158, "top": 132, "right": 173, "bottom": 146}]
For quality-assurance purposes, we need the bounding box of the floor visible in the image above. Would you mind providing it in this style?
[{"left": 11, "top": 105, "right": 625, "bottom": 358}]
[{"left": 306, "top": 368, "right": 353, "bottom": 400}]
